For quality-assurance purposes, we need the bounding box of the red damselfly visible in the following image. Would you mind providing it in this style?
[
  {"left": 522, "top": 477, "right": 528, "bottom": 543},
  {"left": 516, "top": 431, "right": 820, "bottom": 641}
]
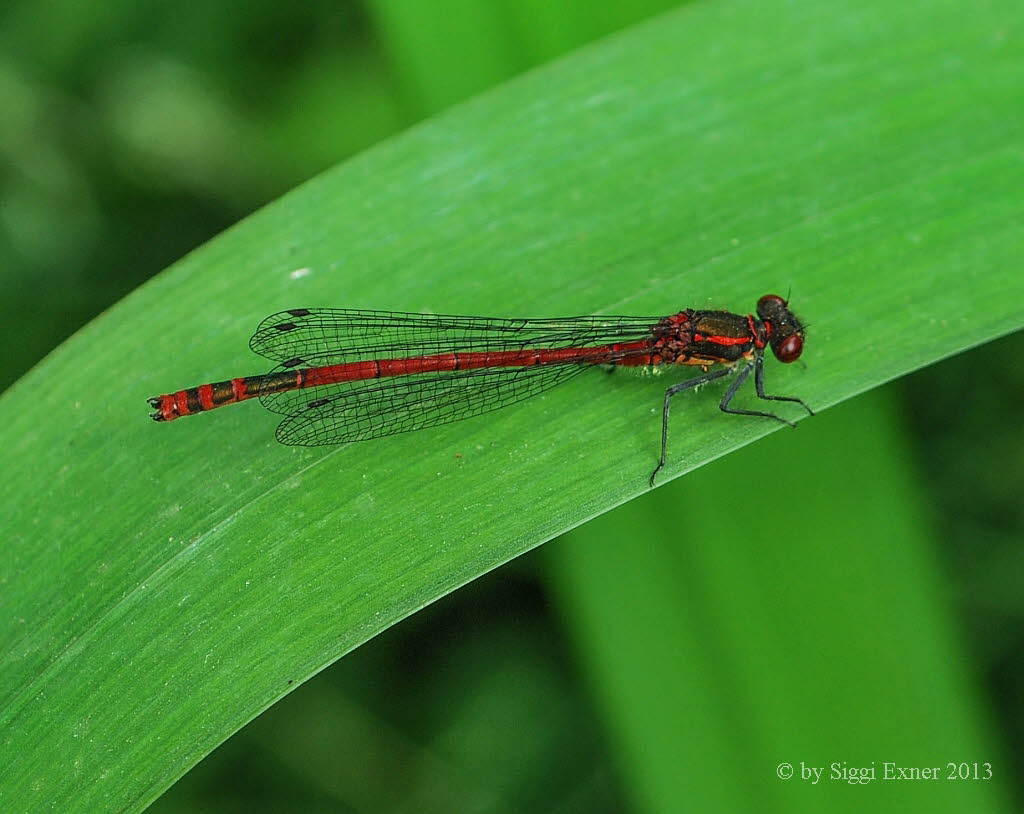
[{"left": 148, "top": 295, "right": 813, "bottom": 485}]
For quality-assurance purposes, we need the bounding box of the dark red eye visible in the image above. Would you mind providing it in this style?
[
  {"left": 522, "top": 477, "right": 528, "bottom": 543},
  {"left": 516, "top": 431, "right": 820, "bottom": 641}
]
[
  {"left": 775, "top": 333, "right": 803, "bottom": 363},
  {"left": 756, "top": 294, "right": 789, "bottom": 322},
  {"left": 758, "top": 294, "right": 786, "bottom": 310}
]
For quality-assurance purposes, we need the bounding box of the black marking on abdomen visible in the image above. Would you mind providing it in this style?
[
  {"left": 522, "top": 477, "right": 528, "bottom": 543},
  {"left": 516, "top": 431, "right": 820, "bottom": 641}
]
[
  {"left": 186, "top": 389, "right": 204, "bottom": 413},
  {"left": 211, "top": 381, "right": 237, "bottom": 406}
]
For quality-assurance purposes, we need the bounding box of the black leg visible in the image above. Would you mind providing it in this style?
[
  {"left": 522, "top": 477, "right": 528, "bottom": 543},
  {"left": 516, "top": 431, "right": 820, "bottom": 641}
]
[
  {"left": 649, "top": 367, "right": 732, "bottom": 487},
  {"left": 649, "top": 355, "right": 814, "bottom": 487},
  {"left": 718, "top": 359, "right": 796, "bottom": 426},
  {"left": 753, "top": 354, "right": 814, "bottom": 416}
]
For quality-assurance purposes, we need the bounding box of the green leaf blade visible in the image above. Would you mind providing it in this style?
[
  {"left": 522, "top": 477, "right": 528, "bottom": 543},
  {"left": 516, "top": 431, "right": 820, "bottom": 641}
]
[{"left": 2, "top": 0, "right": 1023, "bottom": 810}]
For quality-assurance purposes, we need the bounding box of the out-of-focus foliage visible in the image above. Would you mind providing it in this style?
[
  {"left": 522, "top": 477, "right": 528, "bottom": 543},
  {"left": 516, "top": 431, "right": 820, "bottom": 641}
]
[
  {"left": 1, "top": 1, "right": 402, "bottom": 393},
  {"left": 2, "top": 1, "right": 1021, "bottom": 812}
]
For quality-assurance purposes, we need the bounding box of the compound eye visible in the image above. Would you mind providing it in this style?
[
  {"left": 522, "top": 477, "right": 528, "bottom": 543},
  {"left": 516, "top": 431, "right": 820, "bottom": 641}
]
[
  {"left": 757, "top": 294, "right": 788, "bottom": 321},
  {"left": 758, "top": 294, "right": 786, "bottom": 310},
  {"left": 775, "top": 333, "right": 803, "bottom": 363}
]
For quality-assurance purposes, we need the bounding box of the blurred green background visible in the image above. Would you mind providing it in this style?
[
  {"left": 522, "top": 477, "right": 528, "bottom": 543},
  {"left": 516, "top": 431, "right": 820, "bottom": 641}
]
[{"left": 2, "top": 1, "right": 1021, "bottom": 812}]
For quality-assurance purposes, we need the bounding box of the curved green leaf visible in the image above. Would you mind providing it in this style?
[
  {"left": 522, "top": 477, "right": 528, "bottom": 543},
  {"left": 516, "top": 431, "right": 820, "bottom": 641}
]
[{"left": 2, "top": 0, "right": 1023, "bottom": 810}]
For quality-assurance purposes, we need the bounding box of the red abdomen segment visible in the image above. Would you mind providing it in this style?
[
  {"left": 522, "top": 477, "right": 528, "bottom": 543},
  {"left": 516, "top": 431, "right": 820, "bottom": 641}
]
[
  {"left": 149, "top": 373, "right": 292, "bottom": 422},
  {"left": 149, "top": 341, "right": 656, "bottom": 422}
]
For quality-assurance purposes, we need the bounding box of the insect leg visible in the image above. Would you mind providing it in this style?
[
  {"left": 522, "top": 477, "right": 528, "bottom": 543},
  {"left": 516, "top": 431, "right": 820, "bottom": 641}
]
[
  {"left": 650, "top": 367, "right": 732, "bottom": 487},
  {"left": 752, "top": 354, "right": 814, "bottom": 416},
  {"left": 718, "top": 358, "right": 796, "bottom": 426}
]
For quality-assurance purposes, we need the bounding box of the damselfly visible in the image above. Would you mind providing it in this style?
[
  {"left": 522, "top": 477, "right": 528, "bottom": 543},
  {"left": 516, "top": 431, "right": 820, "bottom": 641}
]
[{"left": 148, "top": 295, "right": 813, "bottom": 484}]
